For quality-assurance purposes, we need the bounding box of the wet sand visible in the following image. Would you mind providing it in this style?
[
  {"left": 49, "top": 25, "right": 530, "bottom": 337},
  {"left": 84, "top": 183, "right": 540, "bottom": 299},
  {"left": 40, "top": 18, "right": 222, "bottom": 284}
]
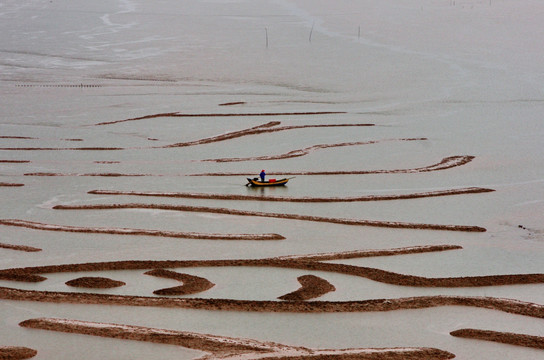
[
  {"left": 277, "top": 275, "right": 336, "bottom": 301},
  {"left": 19, "top": 318, "right": 454, "bottom": 360},
  {"left": 144, "top": 269, "right": 215, "bottom": 296},
  {"left": 0, "top": 243, "right": 41, "bottom": 253},
  {"left": 163, "top": 122, "right": 374, "bottom": 148},
  {"left": 190, "top": 155, "right": 475, "bottom": 176},
  {"left": 0, "top": 245, "right": 542, "bottom": 288},
  {"left": 88, "top": 187, "right": 494, "bottom": 203},
  {"left": 95, "top": 111, "right": 347, "bottom": 126},
  {"left": 202, "top": 138, "right": 426, "bottom": 162},
  {"left": 0, "top": 219, "right": 285, "bottom": 241},
  {"left": 52, "top": 203, "right": 486, "bottom": 232},
  {"left": 450, "top": 329, "right": 544, "bottom": 350},
  {"left": 2, "top": 287, "right": 543, "bottom": 319},
  {"left": 0, "top": 346, "right": 37, "bottom": 360},
  {"left": 65, "top": 277, "right": 126, "bottom": 289}
]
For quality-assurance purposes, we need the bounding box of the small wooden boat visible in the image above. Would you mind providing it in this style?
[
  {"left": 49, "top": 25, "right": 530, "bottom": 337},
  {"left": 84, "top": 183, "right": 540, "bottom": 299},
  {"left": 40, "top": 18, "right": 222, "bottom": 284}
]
[{"left": 246, "top": 177, "right": 290, "bottom": 187}]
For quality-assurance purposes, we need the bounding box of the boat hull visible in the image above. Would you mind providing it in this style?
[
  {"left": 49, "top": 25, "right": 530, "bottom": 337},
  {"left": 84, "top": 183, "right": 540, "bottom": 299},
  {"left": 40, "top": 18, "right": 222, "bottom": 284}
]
[{"left": 246, "top": 178, "right": 289, "bottom": 187}]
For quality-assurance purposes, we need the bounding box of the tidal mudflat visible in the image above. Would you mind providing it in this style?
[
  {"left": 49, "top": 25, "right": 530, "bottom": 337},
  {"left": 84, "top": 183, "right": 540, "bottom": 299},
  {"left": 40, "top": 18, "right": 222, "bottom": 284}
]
[{"left": 1, "top": 0, "right": 543, "bottom": 359}]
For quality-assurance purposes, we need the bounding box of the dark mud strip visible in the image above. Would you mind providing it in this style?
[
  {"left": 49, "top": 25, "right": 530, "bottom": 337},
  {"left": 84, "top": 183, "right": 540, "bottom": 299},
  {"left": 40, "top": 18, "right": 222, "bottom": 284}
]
[
  {"left": 1, "top": 252, "right": 542, "bottom": 288},
  {"left": 24, "top": 156, "right": 476, "bottom": 177},
  {"left": 0, "top": 147, "right": 123, "bottom": 151},
  {"left": 0, "top": 219, "right": 285, "bottom": 241},
  {"left": 52, "top": 203, "right": 486, "bottom": 232},
  {"left": 0, "top": 136, "right": 36, "bottom": 139},
  {"left": 19, "top": 318, "right": 454, "bottom": 360},
  {"left": 0, "top": 243, "right": 41, "bottom": 252},
  {"left": 203, "top": 138, "right": 426, "bottom": 162},
  {"left": 88, "top": 187, "right": 495, "bottom": 203},
  {"left": 275, "top": 245, "right": 463, "bottom": 261},
  {"left": 0, "top": 346, "right": 37, "bottom": 360},
  {"left": 96, "top": 111, "right": 347, "bottom": 126},
  {"left": 2, "top": 288, "right": 544, "bottom": 318},
  {"left": 0, "top": 160, "right": 30, "bottom": 163},
  {"left": 145, "top": 269, "right": 215, "bottom": 296},
  {"left": 65, "top": 277, "right": 126, "bottom": 289},
  {"left": 24, "top": 172, "right": 147, "bottom": 177},
  {"left": 94, "top": 161, "right": 120, "bottom": 164},
  {"left": 450, "top": 329, "right": 544, "bottom": 350},
  {"left": 163, "top": 122, "right": 374, "bottom": 148},
  {"left": 6, "top": 121, "right": 363, "bottom": 152},
  {"left": 0, "top": 183, "right": 24, "bottom": 187},
  {"left": 219, "top": 101, "right": 246, "bottom": 106},
  {"left": 278, "top": 275, "right": 335, "bottom": 301},
  {"left": 0, "top": 244, "right": 456, "bottom": 280},
  {"left": 192, "top": 155, "right": 476, "bottom": 176}
]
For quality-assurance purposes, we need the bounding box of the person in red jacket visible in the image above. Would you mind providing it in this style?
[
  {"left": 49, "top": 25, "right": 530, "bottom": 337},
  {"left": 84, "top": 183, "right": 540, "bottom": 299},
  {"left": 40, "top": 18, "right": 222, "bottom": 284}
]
[{"left": 259, "top": 170, "right": 266, "bottom": 182}]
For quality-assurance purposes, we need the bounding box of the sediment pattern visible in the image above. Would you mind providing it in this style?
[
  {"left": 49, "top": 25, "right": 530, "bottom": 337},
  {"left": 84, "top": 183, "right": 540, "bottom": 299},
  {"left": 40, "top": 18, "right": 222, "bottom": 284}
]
[
  {"left": 0, "top": 183, "right": 24, "bottom": 187},
  {"left": 0, "top": 247, "right": 542, "bottom": 289},
  {"left": 0, "top": 346, "right": 37, "bottom": 360},
  {"left": 96, "top": 111, "right": 347, "bottom": 126},
  {"left": 24, "top": 172, "right": 147, "bottom": 176},
  {"left": 65, "top": 277, "right": 126, "bottom": 289},
  {"left": 0, "top": 147, "right": 123, "bottom": 151},
  {"left": 21, "top": 156, "right": 476, "bottom": 177},
  {"left": 219, "top": 101, "right": 246, "bottom": 106},
  {"left": 0, "top": 136, "right": 36, "bottom": 139},
  {"left": 0, "top": 160, "right": 30, "bottom": 163},
  {"left": 202, "top": 138, "right": 426, "bottom": 162},
  {"left": 88, "top": 187, "right": 494, "bottom": 203},
  {"left": 0, "top": 219, "right": 285, "bottom": 241},
  {"left": 19, "top": 318, "right": 454, "bottom": 360},
  {"left": 278, "top": 275, "right": 335, "bottom": 301},
  {"left": 51, "top": 203, "right": 486, "bottom": 232},
  {"left": 191, "top": 155, "right": 476, "bottom": 176},
  {"left": 0, "top": 243, "right": 41, "bottom": 252},
  {"left": 144, "top": 269, "right": 215, "bottom": 296},
  {"left": 450, "top": 328, "right": 544, "bottom": 350},
  {"left": 2, "top": 288, "right": 543, "bottom": 319},
  {"left": 163, "top": 122, "right": 374, "bottom": 148}
]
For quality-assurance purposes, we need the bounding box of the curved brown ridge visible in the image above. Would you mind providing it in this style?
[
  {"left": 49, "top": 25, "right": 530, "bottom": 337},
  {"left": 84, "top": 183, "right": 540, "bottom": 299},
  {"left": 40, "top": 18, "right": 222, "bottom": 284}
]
[
  {"left": 2, "top": 288, "right": 544, "bottom": 319},
  {"left": 278, "top": 275, "right": 335, "bottom": 301},
  {"left": 95, "top": 111, "right": 347, "bottom": 126},
  {"left": 65, "top": 277, "right": 125, "bottom": 289},
  {"left": 0, "top": 219, "right": 285, "bottom": 241},
  {"left": 0, "top": 346, "right": 37, "bottom": 360},
  {"left": 2, "top": 121, "right": 372, "bottom": 152},
  {"left": 162, "top": 122, "right": 374, "bottom": 148},
  {"left": 450, "top": 329, "right": 544, "bottom": 350},
  {"left": 23, "top": 156, "right": 475, "bottom": 177},
  {"left": 0, "top": 246, "right": 542, "bottom": 289},
  {"left": 145, "top": 269, "right": 215, "bottom": 296},
  {"left": 52, "top": 203, "right": 487, "bottom": 232},
  {"left": 19, "top": 318, "right": 454, "bottom": 360},
  {"left": 0, "top": 245, "right": 460, "bottom": 282},
  {"left": 191, "top": 155, "right": 476, "bottom": 176},
  {"left": 0, "top": 183, "right": 24, "bottom": 187},
  {"left": 88, "top": 187, "right": 494, "bottom": 203},
  {"left": 0, "top": 243, "right": 41, "bottom": 252},
  {"left": 202, "top": 138, "right": 426, "bottom": 162}
]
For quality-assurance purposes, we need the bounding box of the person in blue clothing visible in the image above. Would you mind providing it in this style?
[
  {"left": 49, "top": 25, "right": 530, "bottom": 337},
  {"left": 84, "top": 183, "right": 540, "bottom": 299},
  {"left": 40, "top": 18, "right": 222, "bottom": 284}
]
[{"left": 259, "top": 169, "right": 266, "bottom": 182}]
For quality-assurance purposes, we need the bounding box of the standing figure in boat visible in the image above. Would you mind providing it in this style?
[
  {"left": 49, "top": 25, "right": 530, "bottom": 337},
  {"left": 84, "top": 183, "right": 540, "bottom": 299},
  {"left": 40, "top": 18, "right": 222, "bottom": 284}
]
[{"left": 260, "top": 170, "right": 266, "bottom": 182}]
